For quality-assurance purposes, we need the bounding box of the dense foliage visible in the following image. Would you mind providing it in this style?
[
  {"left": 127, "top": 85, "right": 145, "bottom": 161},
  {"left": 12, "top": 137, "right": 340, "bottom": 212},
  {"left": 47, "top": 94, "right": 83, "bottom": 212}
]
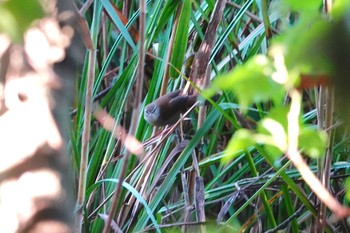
[{"left": 72, "top": 0, "right": 350, "bottom": 232}]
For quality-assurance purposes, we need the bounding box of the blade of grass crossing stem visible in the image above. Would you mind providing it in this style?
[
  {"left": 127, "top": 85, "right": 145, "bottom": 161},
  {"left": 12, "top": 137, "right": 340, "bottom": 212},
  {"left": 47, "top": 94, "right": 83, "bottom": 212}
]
[
  {"left": 211, "top": 0, "right": 254, "bottom": 61},
  {"left": 87, "top": 131, "right": 108, "bottom": 187},
  {"left": 92, "top": 36, "right": 136, "bottom": 97},
  {"left": 225, "top": 153, "right": 261, "bottom": 184},
  {"left": 86, "top": 179, "right": 161, "bottom": 233},
  {"left": 99, "top": 56, "right": 137, "bottom": 107},
  {"left": 100, "top": 0, "right": 135, "bottom": 49},
  {"left": 246, "top": 34, "right": 266, "bottom": 60},
  {"left": 204, "top": 153, "right": 246, "bottom": 191},
  {"left": 105, "top": 79, "right": 140, "bottom": 194},
  {"left": 87, "top": 98, "right": 124, "bottom": 187},
  {"left": 190, "top": 10, "right": 205, "bottom": 40},
  {"left": 192, "top": 0, "right": 210, "bottom": 23}
]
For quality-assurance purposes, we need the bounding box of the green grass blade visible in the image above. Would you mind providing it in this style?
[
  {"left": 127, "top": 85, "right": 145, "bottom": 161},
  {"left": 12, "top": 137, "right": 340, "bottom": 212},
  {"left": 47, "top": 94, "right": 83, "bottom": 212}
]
[
  {"left": 100, "top": 0, "right": 136, "bottom": 49},
  {"left": 169, "top": 0, "right": 191, "bottom": 79}
]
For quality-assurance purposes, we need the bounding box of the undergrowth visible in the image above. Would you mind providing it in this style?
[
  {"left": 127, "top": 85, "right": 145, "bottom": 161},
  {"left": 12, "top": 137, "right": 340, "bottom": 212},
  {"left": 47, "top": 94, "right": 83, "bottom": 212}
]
[{"left": 72, "top": 0, "right": 350, "bottom": 232}]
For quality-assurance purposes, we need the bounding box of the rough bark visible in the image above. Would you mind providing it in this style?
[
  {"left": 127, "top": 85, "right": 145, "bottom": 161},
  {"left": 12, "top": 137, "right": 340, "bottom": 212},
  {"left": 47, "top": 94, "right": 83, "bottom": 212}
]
[{"left": 0, "top": 1, "right": 83, "bottom": 232}]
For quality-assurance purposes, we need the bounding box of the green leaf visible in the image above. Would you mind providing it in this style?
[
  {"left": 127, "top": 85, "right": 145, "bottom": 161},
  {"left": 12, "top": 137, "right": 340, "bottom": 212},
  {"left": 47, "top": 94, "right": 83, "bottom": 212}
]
[
  {"left": 263, "top": 144, "right": 284, "bottom": 161},
  {"left": 283, "top": 0, "right": 322, "bottom": 12},
  {"left": 256, "top": 107, "right": 290, "bottom": 159},
  {"left": 224, "top": 125, "right": 286, "bottom": 163},
  {"left": 258, "top": 107, "right": 289, "bottom": 132},
  {"left": 257, "top": 116, "right": 287, "bottom": 160},
  {"left": 346, "top": 178, "right": 350, "bottom": 201},
  {"left": 256, "top": 107, "right": 296, "bottom": 160},
  {"left": 298, "top": 127, "right": 327, "bottom": 158},
  {"left": 169, "top": 0, "right": 191, "bottom": 79},
  {"left": 214, "top": 55, "right": 285, "bottom": 109},
  {"left": 258, "top": 118, "right": 287, "bottom": 152},
  {"left": 0, "top": 0, "right": 44, "bottom": 43}
]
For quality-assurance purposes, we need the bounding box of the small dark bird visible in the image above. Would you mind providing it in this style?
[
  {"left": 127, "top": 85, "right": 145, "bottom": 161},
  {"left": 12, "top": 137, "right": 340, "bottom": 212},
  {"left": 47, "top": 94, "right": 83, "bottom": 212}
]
[{"left": 144, "top": 90, "right": 199, "bottom": 126}]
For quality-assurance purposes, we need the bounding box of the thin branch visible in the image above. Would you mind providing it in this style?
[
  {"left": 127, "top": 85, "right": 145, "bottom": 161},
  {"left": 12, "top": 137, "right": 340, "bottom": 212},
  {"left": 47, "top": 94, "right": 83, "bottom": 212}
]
[
  {"left": 287, "top": 90, "right": 350, "bottom": 219},
  {"left": 75, "top": 41, "right": 95, "bottom": 233}
]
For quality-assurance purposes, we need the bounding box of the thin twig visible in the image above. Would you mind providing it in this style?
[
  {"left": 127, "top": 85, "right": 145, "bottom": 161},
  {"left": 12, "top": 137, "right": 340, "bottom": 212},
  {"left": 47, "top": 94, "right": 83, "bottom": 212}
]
[
  {"left": 75, "top": 39, "right": 95, "bottom": 233},
  {"left": 226, "top": 1, "right": 279, "bottom": 34},
  {"left": 317, "top": 3, "right": 334, "bottom": 231},
  {"left": 287, "top": 90, "right": 350, "bottom": 219},
  {"left": 79, "top": 0, "right": 94, "bottom": 15},
  {"left": 159, "top": 3, "right": 181, "bottom": 96},
  {"left": 260, "top": 0, "right": 272, "bottom": 38},
  {"left": 136, "top": 221, "right": 206, "bottom": 233},
  {"left": 265, "top": 206, "right": 305, "bottom": 233}
]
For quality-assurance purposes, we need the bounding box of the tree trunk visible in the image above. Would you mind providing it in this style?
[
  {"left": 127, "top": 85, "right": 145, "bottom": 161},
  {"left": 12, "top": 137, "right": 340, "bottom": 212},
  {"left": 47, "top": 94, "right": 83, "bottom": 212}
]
[{"left": 0, "top": 1, "right": 83, "bottom": 232}]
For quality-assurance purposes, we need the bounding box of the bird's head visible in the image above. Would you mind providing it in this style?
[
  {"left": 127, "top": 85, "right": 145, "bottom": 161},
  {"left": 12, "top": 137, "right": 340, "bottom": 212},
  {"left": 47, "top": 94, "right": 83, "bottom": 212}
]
[{"left": 144, "top": 103, "right": 160, "bottom": 125}]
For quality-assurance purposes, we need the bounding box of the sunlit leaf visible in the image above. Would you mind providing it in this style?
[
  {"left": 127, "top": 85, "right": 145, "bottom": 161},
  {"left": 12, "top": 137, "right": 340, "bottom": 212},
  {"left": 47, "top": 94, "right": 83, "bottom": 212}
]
[
  {"left": 224, "top": 127, "right": 285, "bottom": 163},
  {"left": 213, "top": 55, "right": 285, "bottom": 109},
  {"left": 256, "top": 107, "right": 289, "bottom": 159},
  {"left": 258, "top": 118, "right": 287, "bottom": 152},
  {"left": 258, "top": 107, "right": 289, "bottom": 132}
]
